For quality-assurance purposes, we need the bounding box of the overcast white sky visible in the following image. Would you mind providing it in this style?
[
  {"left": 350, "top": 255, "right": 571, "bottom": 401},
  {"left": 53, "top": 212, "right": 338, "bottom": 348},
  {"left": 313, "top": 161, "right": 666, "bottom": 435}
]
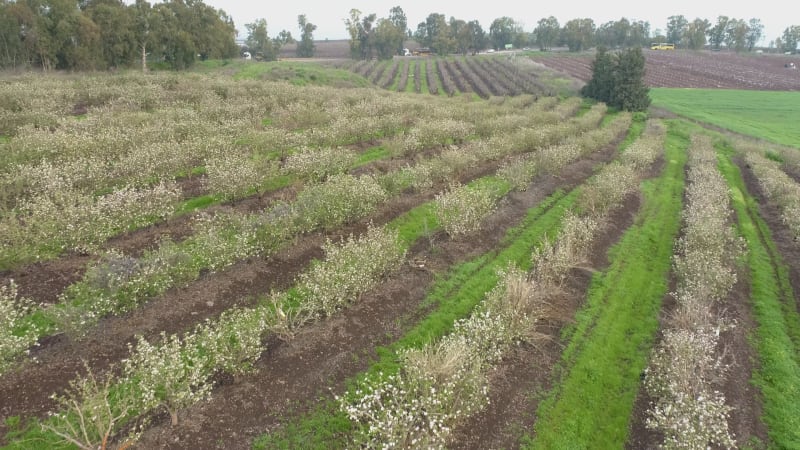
[{"left": 204, "top": 0, "right": 796, "bottom": 46}]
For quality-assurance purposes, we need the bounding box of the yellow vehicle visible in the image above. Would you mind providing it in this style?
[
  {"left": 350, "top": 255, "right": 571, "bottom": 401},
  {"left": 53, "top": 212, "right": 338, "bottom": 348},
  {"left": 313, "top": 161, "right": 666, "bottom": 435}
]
[{"left": 650, "top": 42, "right": 675, "bottom": 50}]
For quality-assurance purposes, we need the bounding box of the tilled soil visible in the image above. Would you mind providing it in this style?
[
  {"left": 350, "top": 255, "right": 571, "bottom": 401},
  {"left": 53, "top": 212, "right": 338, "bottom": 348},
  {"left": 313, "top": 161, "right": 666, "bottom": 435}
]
[
  {"left": 0, "top": 138, "right": 552, "bottom": 438},
  {"left": 783, "top": 164, "right": 800, "bottom": 185},
  {"left": 738, "top": 157, "right": 800, "bottom": 314},
  {"left": 131, "top": 139, "right": 624, "bottom": 449},
  {"left": 0, "top": 253, "right": 93, "bottom": 305},
  {"left": 530, "top": 50, "right": 800, "bottom": 91}
]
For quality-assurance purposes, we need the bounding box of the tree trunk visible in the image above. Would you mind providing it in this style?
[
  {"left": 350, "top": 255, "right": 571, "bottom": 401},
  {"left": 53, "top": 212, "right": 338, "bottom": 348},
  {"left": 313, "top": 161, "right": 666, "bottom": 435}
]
[
  {"left": 169, "top": 409, "right": 178, "bottom": 426},
  {"left": 141, "top": 43, "right": 147, "bottom": 72}
]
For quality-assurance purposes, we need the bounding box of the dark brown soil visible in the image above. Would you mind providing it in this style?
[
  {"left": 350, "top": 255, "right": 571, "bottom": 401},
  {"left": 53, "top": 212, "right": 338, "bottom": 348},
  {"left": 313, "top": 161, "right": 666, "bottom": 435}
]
[
  {"left": 737, "top": 157, "right": 800, "bottom": 314},
  {"left": 176, "top": 173, "right": 209, "bottom": 199},
  {"left": 719, "top": 276, "right": 770, "bottom": 447},
  {"left": 531, "top": 50, "right": 800, "bottom": 91},
  {"left": 131, "top": 136, "right": 625, "bottom": 449},
  {"left": 449, "top": 190, "right": 640, "bottom": 450},
  {"left": 0, "top": 254, "right": 92, "bottom": 305},
  {"left": 104, "top": 215, "right": 197, "bottom": 258},
  {"left": 783, "top": 164, "right": 800, "bottom": 185}
]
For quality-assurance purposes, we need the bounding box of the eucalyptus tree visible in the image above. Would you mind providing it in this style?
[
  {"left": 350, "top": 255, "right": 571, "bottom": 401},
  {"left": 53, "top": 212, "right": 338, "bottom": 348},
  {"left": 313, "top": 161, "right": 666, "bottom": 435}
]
[
  {"left": 685, "top": 18, "right": 710, "bottom": 50},
  {"left": 562, "top": 18, "right": 595, "bottom": 52},
  {"left": 746, "top": 18, "right": 764, "bottom": 51},
  {"left": 535, "top": 16, "right": 560, "bottom": 51},
  {"left": 666, "top": 15, "right": 688, "bottom": 46},
  {"left": 297, "top": 14, "right": 316, "bottom": 57}
]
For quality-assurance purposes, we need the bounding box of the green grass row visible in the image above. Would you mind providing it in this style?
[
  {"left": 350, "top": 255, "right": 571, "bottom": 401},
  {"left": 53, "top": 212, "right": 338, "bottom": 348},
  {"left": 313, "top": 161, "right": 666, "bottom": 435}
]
[
  {"left": 253, "top": 183, "right": 579, "bottom": 449},
  {"left": 716, "top": 141, "right": 800, "bottom": 449},
  {"left": 522, "top": 119, "right": 687, "bottom": 449},
  {"left": 403, "top": 61, "right": 417, "bottom": 93}
]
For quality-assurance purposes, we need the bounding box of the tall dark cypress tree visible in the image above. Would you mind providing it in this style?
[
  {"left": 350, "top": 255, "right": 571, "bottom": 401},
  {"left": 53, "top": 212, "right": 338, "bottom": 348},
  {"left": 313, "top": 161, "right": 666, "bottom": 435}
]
[
  {"left": 611, "top": 47, "right": 651, "bottom": 111},
  {"left": 580, "top": 46, "right": 614, "bottom": 103},
  {"left": 582, "top": 46, "right": 650, "bottom": 112}
]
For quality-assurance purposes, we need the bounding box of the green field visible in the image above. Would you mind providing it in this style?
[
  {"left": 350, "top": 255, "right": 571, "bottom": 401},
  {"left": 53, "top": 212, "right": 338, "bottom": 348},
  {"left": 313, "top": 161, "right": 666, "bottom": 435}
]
[{"left": 650, "top": 88, "right": 800, "bottom": 148}]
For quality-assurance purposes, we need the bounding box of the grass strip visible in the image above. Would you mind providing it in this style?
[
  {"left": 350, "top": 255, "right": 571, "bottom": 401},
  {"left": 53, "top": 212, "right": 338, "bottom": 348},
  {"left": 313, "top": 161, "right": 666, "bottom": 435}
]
[
  {"left": 405, "top": 61, "right": 417, "bottom": 93},
  {"left": 232, "top": 61, "right": 371, "bottom": 88},
  {"left": 354, "top": 146, "right": 390, "bottom": 166},
  {"left": 418, "top": 60, "right": 431, "bottom": 95},
  {"left": 176, "top": 193, "right": 221, "bottom": 214},
  {"left": 616, "top": 112, "right": 647, "bottom": 151},
  {"left": 716, "top": 142, "right": 800, "bottom": 448},
  {"left": 252, "top": 187, "right": 576, "bottom": 449},
  {"left": 387, "top": 62, "right": 400, "bottom": 91},
  {"left": 523, "top": 119, "right": 687, "bottom": 449}
]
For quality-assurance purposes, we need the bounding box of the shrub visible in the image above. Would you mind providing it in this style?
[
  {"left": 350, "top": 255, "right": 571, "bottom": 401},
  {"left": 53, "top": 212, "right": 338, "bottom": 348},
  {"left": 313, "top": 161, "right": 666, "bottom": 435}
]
[
  {"left": 342, "top": 266, "right": 542, "bottom": 448},
  {"left": 530, "top": 212, "right": 599, "bottom": 288},
  {"left": 0, "top": 281, "right": 40, "bottom": 374},
  {"left": 434, "top": 183, "right": 498, "bottom": 237},
  {"left": 43, "top": 365, "right": 139, "bottom": 450},
  {"left": 1, "top": 181, "right": 181, "bottom": 264},
  {"left": 644, "top": 135, "right": 739, "bottom": 449},
  {"left": 55, "top": 241, "right": 195, "bottom": 332},
  {"left": 644, "top": 328, "right": 734, "bottom": 450},
  {"left": 293, "top": 226, "right": 405, "bottom": 321},
  {"left": 744, "top": 151, "right": 800, "bottom": 240},
  {"left": 577, "top": 162, "right": 637, "bottom": 215},
  {"left": 619, "top": 119, "right": 665, "bottom": 170},
  {"left": 193, "top": 306, "right": 270, "bottom": 376},
  {"left": 125, "top": 332, "right": 213, "bottom": 426},
  {"left": 498, "top": 154, "right": 537, "bottom": 191},
  {"left": 292, "top": 174, "right": 388, "bottom": 232},
  {"left": 282, "top": 146, "right": 357, "bottom": 182},
  {"left": 205, "top": 153, "right": 272, "bottom": 200}
]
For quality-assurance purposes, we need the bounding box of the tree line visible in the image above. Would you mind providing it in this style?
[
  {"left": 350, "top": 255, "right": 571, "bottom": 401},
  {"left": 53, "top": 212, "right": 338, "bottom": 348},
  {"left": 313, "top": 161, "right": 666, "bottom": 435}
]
[
  {"left": 2, "top": 1, "right": 798, "bottom": 71},
  {"left": 344, "top": 8, "right": 800, "bottom": 60},
  {"left": 0, "top": 0, "right": 239, "bottom": 71}
]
